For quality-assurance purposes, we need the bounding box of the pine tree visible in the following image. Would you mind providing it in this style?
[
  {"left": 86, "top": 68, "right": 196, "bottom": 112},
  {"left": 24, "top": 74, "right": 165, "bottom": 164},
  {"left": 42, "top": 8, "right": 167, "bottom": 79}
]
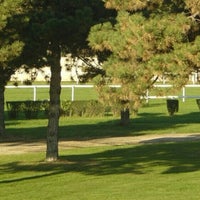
[
  {"left": 0, "top": 0, "right": 24, "bottom": 136},
  {"left": 21, "top": 0, "right": 114, "bottom": 161},
  {"left": 88, "top": 0, "right": 200, "bottom": 118}
]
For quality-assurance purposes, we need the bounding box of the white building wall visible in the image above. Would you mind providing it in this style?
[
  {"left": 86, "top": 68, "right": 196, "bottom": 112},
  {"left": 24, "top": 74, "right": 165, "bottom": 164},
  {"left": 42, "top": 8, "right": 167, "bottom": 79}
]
[
  {"left": 10, "top": 55, "right": 86, "bottom": 83},
  {"left": 12, "top": 55, "right": 197, "bottom": 84}
]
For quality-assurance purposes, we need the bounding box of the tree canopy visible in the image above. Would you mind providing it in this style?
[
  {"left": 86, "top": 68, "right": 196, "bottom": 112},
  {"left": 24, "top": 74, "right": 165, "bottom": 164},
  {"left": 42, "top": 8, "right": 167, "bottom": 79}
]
[
  {"left": 0, "top": 0, "right": 25, "bottom": 136},
  {"left": 17, "top": 0, "right": 115, "bottom": 161},
  {"left": 88, "top": 0, "right": 200, "bottom": 113},
  {"left": 0, "top": 0, "right": 115, "bottom": 160},
  {"left": 0, "top": 0, "right": 24, "bottom": 84}
]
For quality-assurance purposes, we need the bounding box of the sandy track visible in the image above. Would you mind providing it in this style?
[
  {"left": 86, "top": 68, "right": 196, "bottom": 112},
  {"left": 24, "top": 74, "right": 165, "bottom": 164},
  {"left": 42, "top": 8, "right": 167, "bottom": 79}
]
[{"left": 1, "top": 133, "right": 200, "bottom": 155}]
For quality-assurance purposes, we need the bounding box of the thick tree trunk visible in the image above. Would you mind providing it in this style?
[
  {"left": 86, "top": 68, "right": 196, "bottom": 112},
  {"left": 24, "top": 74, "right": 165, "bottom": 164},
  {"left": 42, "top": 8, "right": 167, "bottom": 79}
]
[
  {"left": 120, "top": 107, "right": 130, "bottom": 126},
  {"left": 46, "top": 44, "right": 61, "bottom": 162},
  {"left": 0, "top": 84, "right": 5, "bottom": 137}
]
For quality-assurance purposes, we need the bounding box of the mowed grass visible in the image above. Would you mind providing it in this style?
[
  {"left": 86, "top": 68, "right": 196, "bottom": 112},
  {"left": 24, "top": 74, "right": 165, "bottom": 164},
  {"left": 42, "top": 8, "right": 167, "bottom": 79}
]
[
  {"left": 1, "top": 84, "right": 200, "bottom": 200},
  {"left": 5, "top": 82, "right": 200, "bottom": 101},
  {"left": 1, "top": 142, "right": 200, "bottom": 200},
  {"left": 3, "top": 97, "right": 200, "bottom": 141},
  {"left": 5, "top": 83, "right": 98, "bottom": 101},
  {"left": 5, "top": 87, "right": 98, "bottom": 101}
]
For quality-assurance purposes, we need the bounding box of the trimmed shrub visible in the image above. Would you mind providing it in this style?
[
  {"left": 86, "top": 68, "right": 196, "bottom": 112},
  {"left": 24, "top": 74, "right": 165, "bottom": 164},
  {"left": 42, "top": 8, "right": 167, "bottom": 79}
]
[
  {"left": 6, "top": 100, "right": 49, "bottom": 119},
  {"left": 60, "top": 101, "right": 72, "bottom": 116},
  {"left": 84, "top": 100, "right": 105, "bottom": 117},
  {"left": 60, "top": 100, "right": 105, "bottom": 117},
  {"left": 70, "top": 101, "right": 87, "bottom": 116},
  {"left": 7, "top": 100, "right": 117, "bottom": 119},
  {"left": 23, "top": 101, "right": 42, "bottom": 119},
  {"left": 41, "top": 100, "right": 50, "bottom": 116},
  {"left": 6, "top": 101, "right": 23, "bottom": 119},
  {"left": 196, "top": 99, "right": 200, "bottom": 110},
  {"left": 166, "top": 99, "right": 179, "bottom": 116}
]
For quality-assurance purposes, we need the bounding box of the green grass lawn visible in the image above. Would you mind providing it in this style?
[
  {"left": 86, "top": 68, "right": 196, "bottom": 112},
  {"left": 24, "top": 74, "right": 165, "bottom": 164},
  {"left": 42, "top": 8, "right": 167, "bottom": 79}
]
[
  {"left": 5, "top": 82, "right": 200, "bottom": 101},
  {"left": 1, "top": 141, "right": 200, "bottom": 200},
  {"left": 3, "top": 98, "right": 200, "bottom": 141},
  {"left": 5, "top": 83, "right": 99, "bottom": 101},
  {"left": 1, "top": 84, "right": 200, "bottom": 200}
]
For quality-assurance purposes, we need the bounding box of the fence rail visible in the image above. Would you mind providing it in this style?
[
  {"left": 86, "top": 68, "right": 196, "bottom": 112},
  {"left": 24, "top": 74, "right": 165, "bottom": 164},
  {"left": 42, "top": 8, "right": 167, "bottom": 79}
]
[
  {"left": 149, "top": 84, "right": 200, "bottom": 102},
  {"left": 5, "top": 84, "right": 200, "bottom": 102}
]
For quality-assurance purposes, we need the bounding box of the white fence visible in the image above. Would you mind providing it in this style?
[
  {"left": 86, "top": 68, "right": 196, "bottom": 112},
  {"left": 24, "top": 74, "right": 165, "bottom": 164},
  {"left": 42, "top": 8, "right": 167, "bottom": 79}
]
[
  {"left": 5, "top": 85, "right": 94, "bottom": 101},
  {"left": 5, "top": 84, "right": 200, "bottom": 102},
  {"left": 147, "top": 84, "right": 200, "bottom": 102}
]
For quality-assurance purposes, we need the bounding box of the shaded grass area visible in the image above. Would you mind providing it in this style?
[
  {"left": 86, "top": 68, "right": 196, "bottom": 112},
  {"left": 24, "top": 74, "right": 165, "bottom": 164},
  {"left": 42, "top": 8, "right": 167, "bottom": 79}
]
[
  {"left": 1, "top": 141, "right": 200, "bottom": 199},
  {"left": 1, "top": 98, "right": 200, "bottom": 200},
  {"left": 3, "top": 112, "right": 200, "bottom": 142},
  {"left": 2, "top": 98, "right": 199, "bottom": 142}
]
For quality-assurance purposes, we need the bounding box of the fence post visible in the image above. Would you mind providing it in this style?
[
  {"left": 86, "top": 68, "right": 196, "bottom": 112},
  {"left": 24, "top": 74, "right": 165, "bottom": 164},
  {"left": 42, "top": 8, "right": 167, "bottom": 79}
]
[
  {"left": 146, "top": 89, "right": 149, "bottom": 103},
  {"left": 33, "top": 86, "right": 37, "bottom": 101},
  {"left": 71, "top": 85, "right": 75, "bottom": 101},
  {"left": 182, "top": 87, "right": 185, "bottom": 102}
]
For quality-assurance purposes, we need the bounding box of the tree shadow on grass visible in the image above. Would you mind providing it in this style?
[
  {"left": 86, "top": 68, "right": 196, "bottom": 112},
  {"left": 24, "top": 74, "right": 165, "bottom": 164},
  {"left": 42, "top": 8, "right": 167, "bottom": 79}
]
[
  {"left": 59, "top": 111, "right": 200, "bottom": 140},
  {"left": 1, "top": 141, "right": 200, "bottom": 184},
  {"left": 3, "top": 111, "right": 200, "bottom": 142},
  {"left": 132, "top": 111, "right": 200, "bottom": 133}
]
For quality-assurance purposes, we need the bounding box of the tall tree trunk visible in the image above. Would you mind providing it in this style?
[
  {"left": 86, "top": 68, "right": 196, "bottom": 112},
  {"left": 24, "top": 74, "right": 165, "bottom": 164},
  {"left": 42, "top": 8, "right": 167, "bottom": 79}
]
[
  {"left": 0, "top": 83, "right": 5, "bottom": 137},
  {"left": 46, "top": 44, "right": 61, "bottom": 162}
]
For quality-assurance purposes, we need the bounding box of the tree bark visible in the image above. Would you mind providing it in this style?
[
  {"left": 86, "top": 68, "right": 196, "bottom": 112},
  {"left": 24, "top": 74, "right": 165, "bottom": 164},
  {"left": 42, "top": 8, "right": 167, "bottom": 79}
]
[
  {"left": 0, "top": 83, "right": 5, "bottom": 137},
  {"left": 46, "top": 44, "right": 61, "bottom": 162},
  {"left": 120, "top": 107, "right": 130, "bottom": 126}
]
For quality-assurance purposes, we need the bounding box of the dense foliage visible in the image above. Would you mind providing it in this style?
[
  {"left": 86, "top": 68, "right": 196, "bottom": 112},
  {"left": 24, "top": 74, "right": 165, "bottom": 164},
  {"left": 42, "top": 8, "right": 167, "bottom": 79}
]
[
  {"left": 88, "top": 0, "right": 200, "bottom": 113},
  {"left": 18, "top": 0, "right": 115, "bottom": 161},
  {"left": 0, "top": 0, "right": 25, "bottom": 136},
  {"left": 6, "top": 100, "right": 107, "bottom": 119}
]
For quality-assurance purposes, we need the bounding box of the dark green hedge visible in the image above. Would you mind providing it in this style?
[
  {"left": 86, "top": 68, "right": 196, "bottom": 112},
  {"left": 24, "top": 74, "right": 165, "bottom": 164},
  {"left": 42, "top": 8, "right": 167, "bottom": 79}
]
[
  {"left": 6, "top": 100, "right": 49, "bottom": 119},
  {"left": 60, "top": 100, "right": 105, "bottom": 117},
  {"left": 6, "top": 100, "right": 108, "bottom": 119},
  {"left": 196, "top": 99, "right": 200, "bottom": 110}
]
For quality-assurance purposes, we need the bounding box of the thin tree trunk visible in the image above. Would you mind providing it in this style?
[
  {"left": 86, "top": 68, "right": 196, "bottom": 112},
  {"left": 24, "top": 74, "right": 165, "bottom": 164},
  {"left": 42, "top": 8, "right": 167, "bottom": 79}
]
[
  {"left": 120, "top": 107, "right": 130, "bottom": 126},
  {"left": 46, "top": 44, "right": 61, "bottom": 162},
  {"left": 0, "top": 83, "right": 5, "bottom": 137}
]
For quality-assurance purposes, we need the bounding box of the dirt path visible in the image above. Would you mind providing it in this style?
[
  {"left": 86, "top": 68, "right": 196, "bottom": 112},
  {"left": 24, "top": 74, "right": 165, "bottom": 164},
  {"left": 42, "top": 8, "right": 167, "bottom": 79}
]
[{"left": 1, "top": 133, "right": 200, "bottom": 155}]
